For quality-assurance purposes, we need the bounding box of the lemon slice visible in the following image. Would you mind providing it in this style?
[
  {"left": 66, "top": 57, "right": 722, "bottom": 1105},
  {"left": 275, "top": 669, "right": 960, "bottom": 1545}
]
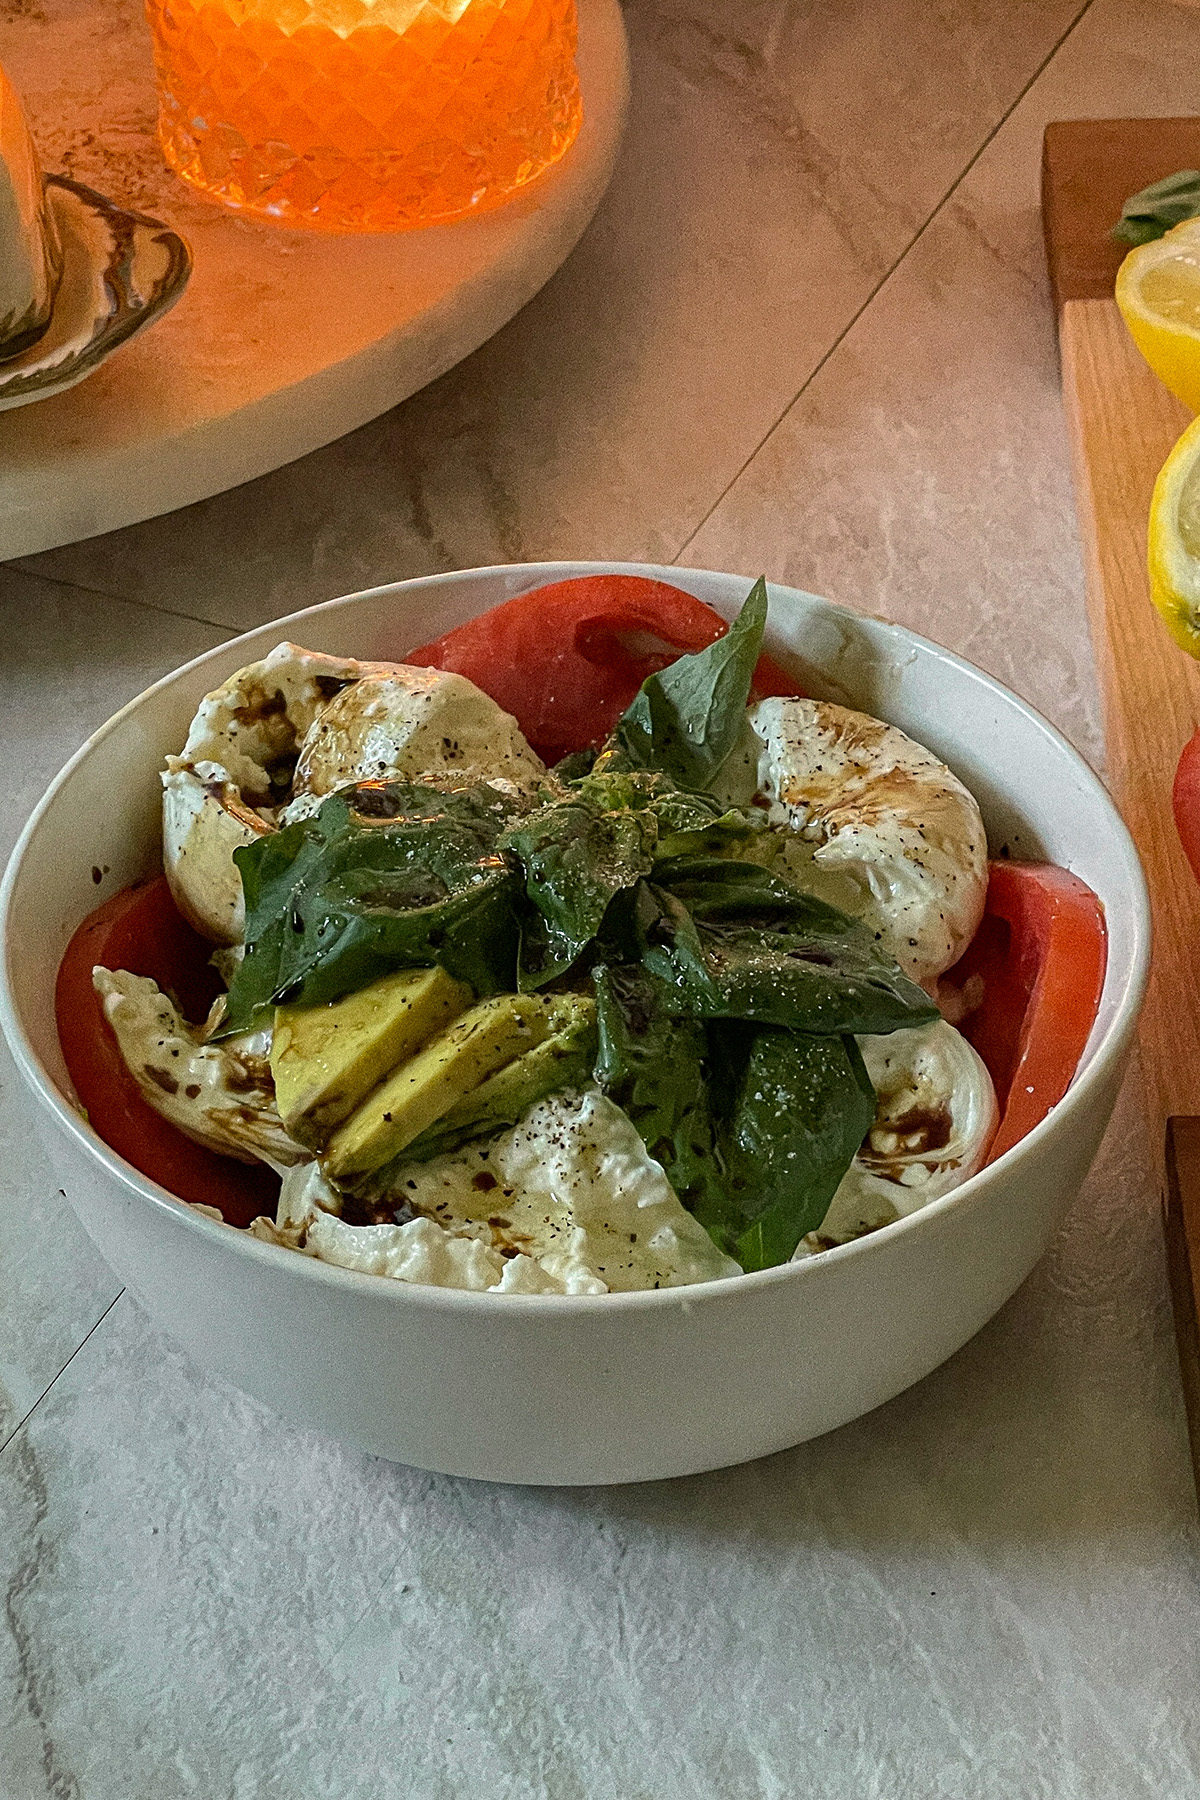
[
  {"left": 1148, "top": 411, "right": 1200, "bottom": 656},
  {"left": 1117, "top": 218, "right": 1200, "bottom": 413}
]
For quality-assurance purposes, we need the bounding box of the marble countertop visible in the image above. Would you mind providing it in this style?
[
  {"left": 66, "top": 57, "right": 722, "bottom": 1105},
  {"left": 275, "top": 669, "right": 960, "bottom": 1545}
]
[{"left": 4, "top": 1, "right": 1200, "bottom": 1793}]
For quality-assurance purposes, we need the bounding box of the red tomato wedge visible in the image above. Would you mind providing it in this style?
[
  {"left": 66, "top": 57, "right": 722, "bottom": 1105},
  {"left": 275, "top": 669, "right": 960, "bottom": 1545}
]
[
  {"left": 405, "top": 574, "right": 802, "bottom": 765},
  {"left": 55, "top": 877, "right": 280, "bottom": 1229},
  {"left": 944, "top": 861, "right": 1107, "bottom": 1164},
  {"left": 1173, "top": 727, "right": 1200, "bottom": 888}
]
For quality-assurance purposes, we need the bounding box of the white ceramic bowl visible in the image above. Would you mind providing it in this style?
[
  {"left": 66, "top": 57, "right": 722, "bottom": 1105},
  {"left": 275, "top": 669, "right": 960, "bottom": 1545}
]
[{"left": 0, "top": 564, "right": 1150, "bottom": 1485}]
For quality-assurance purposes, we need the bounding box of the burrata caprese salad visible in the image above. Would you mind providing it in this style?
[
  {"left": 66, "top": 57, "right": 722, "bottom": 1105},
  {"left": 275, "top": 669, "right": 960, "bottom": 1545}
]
[{"left": 56, "top": 575, "right": 1107, "bottom": 1295}]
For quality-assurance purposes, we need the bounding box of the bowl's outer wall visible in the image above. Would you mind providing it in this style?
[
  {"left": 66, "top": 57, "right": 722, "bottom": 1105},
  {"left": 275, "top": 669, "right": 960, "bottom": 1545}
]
[
  {"left": 40, "top": 1043, "right": 1128, "bottom": 1484},
  {"left": 2, "top": 564, "right": 1150, "bottom": 1484}
]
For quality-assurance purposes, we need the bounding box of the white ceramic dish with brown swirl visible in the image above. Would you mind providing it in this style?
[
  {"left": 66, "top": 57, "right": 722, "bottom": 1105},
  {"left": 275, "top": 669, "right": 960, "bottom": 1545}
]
[{"left": 0, "top": 172, "right": 190, "bottom": 412}]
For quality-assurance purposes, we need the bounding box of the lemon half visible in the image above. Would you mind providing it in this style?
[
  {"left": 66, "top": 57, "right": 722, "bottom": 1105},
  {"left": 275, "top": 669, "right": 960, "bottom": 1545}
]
[
  {"left": 1148, "top": 411, "right": 1200, "bottom": 657},
  {"left": 1117, "top": 218, "right": 1200, "bottom": 413}
]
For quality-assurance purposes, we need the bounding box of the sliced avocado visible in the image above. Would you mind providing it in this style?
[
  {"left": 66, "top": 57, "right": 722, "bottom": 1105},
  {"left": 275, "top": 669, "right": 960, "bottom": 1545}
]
[
  {"left": 398, "top": 994, "right": 598, "bottom": 1165},
  {"left": 271, "top": 965, "right": 471, "bottom": 1149},
  {"left": 323, "top": 993, "right": 557, "bottom": 1181}
]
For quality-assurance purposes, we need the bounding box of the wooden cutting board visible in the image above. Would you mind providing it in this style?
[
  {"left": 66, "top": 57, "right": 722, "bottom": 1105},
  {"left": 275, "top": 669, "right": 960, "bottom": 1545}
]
[{"left": 1042, "top": 119, "right": 1200, "bottom": 1491}]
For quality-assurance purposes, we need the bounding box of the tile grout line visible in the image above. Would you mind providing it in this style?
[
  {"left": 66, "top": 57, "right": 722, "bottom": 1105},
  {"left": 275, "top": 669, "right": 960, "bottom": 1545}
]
[
  {"left": 0, "top": 1290, "right": 125, "bottom": 1461},
  {"left": 116, "top": 595, "right": 241, "bottom": 636},
  {"left": 5, "top": 559, "right": 239, "bottom": 637},
  {"left": 670, "top": 0, "right": 1098, "bottom": 566}
]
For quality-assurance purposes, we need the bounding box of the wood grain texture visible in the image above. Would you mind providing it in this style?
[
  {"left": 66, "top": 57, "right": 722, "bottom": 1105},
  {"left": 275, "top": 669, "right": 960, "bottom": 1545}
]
[
  {"left": 1059, "top": 294, "right": 1200, "bottom": 1490},
  {"left": 1042, "top": 117, "right": 1200, "bottom": 310},
  {"left": 1059, "top": 298, "right": 1200, "bottom": 1126}
]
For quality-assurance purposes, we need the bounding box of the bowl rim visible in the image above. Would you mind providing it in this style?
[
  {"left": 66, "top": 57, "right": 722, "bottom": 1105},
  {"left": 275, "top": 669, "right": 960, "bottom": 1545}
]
[{"left": 0, "top": 560, "right": 1152, "bottom": 1317}]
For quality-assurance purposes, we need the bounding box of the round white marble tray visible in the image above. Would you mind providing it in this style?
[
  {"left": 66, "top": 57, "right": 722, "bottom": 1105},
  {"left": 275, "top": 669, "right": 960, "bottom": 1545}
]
[{"left": 0, "top": 0, "right": 628, "bottom": 560}]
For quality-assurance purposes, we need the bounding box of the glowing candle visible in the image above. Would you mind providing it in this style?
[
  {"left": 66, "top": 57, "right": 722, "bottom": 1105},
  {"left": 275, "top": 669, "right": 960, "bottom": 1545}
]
[{"left": 144, "top": 0, "right": 581, "bottom": 232}]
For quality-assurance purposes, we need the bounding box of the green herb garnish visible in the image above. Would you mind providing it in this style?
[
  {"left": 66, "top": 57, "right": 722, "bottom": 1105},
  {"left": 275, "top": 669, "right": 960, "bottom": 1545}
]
[
  {"left": 223, "top": 782, "right": 524, "bottom": 1032},
  {"left": 591, "top": 962, "right": 878, "bottom": 1272},
  {"left": 499, "top": 769, "right": 762, "bottom": 987},
  {"left": 226, "top": 580, "right": 942, "bottom": 1267},
  {"left": 601, "top": 575, "right": 768, "bottom": 790},
  {"left": 639, "top": 858, "right": 936, "bottom": 1037},
  {"left": 1113, "top": 170, "right": 1200, "bottom": 246}
]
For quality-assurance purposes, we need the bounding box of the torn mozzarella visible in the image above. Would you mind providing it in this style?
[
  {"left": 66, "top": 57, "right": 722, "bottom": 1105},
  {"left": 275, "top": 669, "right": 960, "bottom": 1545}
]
[
  {"left": 161, "top": 761, "right": 271, "bottom": 946},
  {"left": 179, "top": 643, "right": 379, "bottom": 806},
  {"left": 798, "top": 1020, "right": 997, "bottom": 1254},
  {"left": 384, "top": 1089, "right": 740, "bottom": 1292},
  {"left": 261, "top": 1160, "right": 566, "bottom": 1292},
  {"left": 750, "top": 697, "right": 988, "bottom": 986},
  {"left": 263, "top": 1091, "right": 740, "bottom": 1294},
  {"left": 92, "top": 968, "right": 307, "bottom": 1170},
  {"left": 287, "top": 665, "right": 545, "bottom": 811}
]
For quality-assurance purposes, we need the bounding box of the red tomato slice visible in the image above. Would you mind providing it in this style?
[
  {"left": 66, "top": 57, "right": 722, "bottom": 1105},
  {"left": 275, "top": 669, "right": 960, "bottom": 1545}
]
[
  {"left": 405, "top": 574, "right": 802, "bottom": 764},
  {"left": 56, "top": 877, "right": 280, "bottom": 1229},
  {"left": 944, "top": 861, "right": 1107, "bottom": 1164},
  {"left": 1174, "top": 727, "right": 1200, "bottom": 887}
]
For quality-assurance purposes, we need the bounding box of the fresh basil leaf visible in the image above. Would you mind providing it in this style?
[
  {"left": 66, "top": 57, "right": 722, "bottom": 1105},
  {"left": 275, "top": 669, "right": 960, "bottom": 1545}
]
[
  {"left": 651, "top": 855, "right": 812, "bottom": 917},
  {"left": 274, "top": 870, "right": 517, "bottom": 1014},
  {"left": 501, "top": 790, "right": 659, "bottom": 985},
  {"left": 579, "top": 769, "right": 761, "bottom": 857},
  {"left": 592, "top": 962, "right": 725, "bottom": 1219},
  {"left": 226, "top": 807, "right": 340, "bottom": 1033},
  {"left": 223, "top": 783, "right": 524, "bottom": 1031},
  {"left": 594, "top": 964, "right": 876, "bottom": 1269},
  {"left": 699, "top": 1024, "right": 875, "bottom": 1271},
  {"left": 551, "top": 747, "right": 598, "bottom": 783},
  {"left": 501, "top": 772, "right": 763, "bottom": 988},
  {"left": 650, "top": 792, "right": 765, "bottom": 860},
  {"left": 603, "top": 577, "right": 769, "bottom": 790},
  {"left": 571, "top": 768, "right": 675, "bottom": 812},
  {"left": 637, "top": 863, "right": 939, "bottom": 1036},
  {"left": 1113, "top": 169, "right": 1200, "bottom": 245}
]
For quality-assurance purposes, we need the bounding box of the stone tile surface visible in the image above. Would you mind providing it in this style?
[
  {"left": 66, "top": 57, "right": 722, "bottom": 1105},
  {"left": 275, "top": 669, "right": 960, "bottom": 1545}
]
[
  {"left": 15, "top": 0, "right": 1086, "bottom": 630},
  {"left": 687, "top": 0, "right": 1200, "bottom": 769},
  {"left": 0, "top": 571, "right": 228, "bottom": 1448},
  {"left": 0, "top": 1079, "right": 1195, "bottom": 1800}
]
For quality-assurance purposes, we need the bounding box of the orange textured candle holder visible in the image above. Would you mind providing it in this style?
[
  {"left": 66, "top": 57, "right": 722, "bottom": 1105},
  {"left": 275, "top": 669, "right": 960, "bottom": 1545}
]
[{"left": 144, "top": 0, "right": 582, "bottom": 232}]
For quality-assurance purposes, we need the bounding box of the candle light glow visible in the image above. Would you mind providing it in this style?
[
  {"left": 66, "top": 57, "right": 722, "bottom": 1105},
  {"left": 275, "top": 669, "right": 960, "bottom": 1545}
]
[{"left": 145, "top": 0, "right": 581, "bottom": 231}]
